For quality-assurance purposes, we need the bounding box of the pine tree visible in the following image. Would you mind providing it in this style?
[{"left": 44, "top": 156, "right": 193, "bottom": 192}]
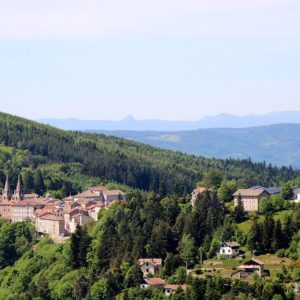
[
  {"left": 78, "top": 226, "right": 91, "bottom": 268},
  {"left": 248, "top": 218, "right": 261, "bottom": 252},
  {"left": 70, "top": 225, "right": 91, "bottom": 269},
  {"left": 262, "top": 213, "right": 275, "bottom": 253},
  {"left": 272, "top": 220, "right": 284, "bottom": 252},
  {"left": 283, "top": 215, "right": 295, "bottom": 248},
  {"left": 234, "top": 194, "right": 245, "bottom": 223}
]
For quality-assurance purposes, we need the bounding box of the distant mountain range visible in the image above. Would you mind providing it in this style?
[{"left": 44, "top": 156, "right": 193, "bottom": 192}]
[
  {"left": 39, "top": 111, "right": 300, "bottom": 131},
  {"left": 92, "top": 124, "right": 300, "bottom": 168}
]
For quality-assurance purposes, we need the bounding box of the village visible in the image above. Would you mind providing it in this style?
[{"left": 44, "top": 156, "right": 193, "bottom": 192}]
[
  {"left": 1, "top": 176, "right": 300, "bottom": 296},
  {"left": 0, "top": 175, "right": 125, "bottom": 242}
]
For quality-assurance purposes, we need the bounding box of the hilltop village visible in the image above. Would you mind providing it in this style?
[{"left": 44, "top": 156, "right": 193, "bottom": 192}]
[{"left": 0, "top": 175, "right": 125, "bottom": 241}]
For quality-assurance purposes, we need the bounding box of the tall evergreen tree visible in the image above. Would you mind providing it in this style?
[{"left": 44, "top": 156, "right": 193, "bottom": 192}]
[
  {"left": 248, "top": 218, "right": 262, "bottom": 253},
  {"left": 70, "top": 225, "right": 91, "bottom": 269},
  {"left": 234, "top": 194, "right": 245, "bottom": 223},
  {"left": 33, "top": 169, "right": 45, "bottom": 195},
  {"left": 272, "top": 220, "right": 284, "bottom": 252},
  {"left": 262, "top": 213, "right": 275, "bottom": 253}
]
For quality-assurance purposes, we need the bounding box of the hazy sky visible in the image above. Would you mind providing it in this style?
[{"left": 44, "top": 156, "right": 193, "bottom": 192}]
[{"left": 1, "top": 0, "right": 300, "bottom": 120}]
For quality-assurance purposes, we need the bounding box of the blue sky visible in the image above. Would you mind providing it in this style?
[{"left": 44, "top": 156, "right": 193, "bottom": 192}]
[{"left": 1, "top": 0, "right": 300, "bottom": 120}]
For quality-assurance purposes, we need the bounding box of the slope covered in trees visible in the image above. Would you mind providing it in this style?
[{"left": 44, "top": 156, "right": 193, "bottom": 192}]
[
  {"left": 93, "top": 124, "right": 300, "bottom": 168},
  {"left": 0, "top": 112, "right": 299, "bottom": 195}
]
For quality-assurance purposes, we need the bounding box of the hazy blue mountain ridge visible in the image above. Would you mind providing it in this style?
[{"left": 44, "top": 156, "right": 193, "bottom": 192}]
[
  {"left": 39, "top": 111, "right": 300, "bottom": 131},
  {"left": 92, "top": 123, "right": 300, "bottom": 168}
]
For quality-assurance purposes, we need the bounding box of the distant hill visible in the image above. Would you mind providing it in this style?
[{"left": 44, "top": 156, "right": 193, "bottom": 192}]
[
  {"left": 1, "top": 112, "right": 299, "bottom": 193},
  {"left": 39, "top": 111, "right": 300, "bottom": 131},
  {"left": 92, "top": 123, "right": 300, "bottom": 168}
]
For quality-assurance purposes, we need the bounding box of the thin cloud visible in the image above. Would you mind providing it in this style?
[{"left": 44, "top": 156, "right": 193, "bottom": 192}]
[{"left": 0, "top": 0, "right": 300, "bottom": 39}]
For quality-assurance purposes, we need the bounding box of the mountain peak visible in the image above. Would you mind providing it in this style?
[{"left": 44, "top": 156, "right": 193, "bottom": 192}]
[{"left": 123, "top": 115, "right": 136, "bottom": 122}]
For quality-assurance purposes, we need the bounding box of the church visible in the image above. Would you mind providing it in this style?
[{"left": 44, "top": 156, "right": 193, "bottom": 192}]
[{"left": 0, "top": 175, "right": 40, "bottom": 221}]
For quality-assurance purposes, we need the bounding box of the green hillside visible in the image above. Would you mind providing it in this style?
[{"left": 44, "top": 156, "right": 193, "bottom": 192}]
[
  {"left": 0, "top": 112, "right": 299, "bottom": 194},
  {"left": 94, "top": 124, "right": 300, "bottom": 168}
]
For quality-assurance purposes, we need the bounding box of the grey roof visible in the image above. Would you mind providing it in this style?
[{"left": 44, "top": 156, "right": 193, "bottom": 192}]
[
  {"left": 224, "top": 241, "right": 241, "bottom": 248},
  {"left": 250, "top": 186, "right": 281, "bottom": 195},
  {"left": 265, "top": 187, "right": 281, "bottom": 195}
]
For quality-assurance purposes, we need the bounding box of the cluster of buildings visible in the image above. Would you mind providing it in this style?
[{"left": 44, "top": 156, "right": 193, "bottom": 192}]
[
  {"left": 233, "top": 186, "right": 300, "bottom": 212},
  {"left": 0, "top": 175, "right": 125, "bottom": 241},
  {"left": 138, "top": 258, "right": 188, "bottom": 296},
  {"left": 191, "top": 185, "right": 300, "bottom": 213}
]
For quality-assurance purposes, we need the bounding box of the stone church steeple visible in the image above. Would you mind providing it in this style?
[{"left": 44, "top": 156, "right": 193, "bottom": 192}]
[
  {"left": 2, "top": 175, "right": 12, "bottom": 201},
  {"left": 13, "top": 175, "right": 24, "bottom": 201}
]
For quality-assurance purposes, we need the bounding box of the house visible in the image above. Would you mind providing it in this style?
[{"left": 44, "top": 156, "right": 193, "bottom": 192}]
[
  {"left": 141, "top": 278, "right": 166, "bottom": 289},
  {"left": 293, "top": 188, "right": 300, "bottom": 203},
  {"left": 138, "top": 258, "right": 163, "bottom": 277},
  {"left": 69, "top": 213, "right": 92, "bottom": 233},
  {"left": 64, "top": 205, "right": 93, "bottom": 233},
  {"left": 217, "top": 241, "right": 241, "bottom": 258},
  {"left": 233, "top": 188, "right": 270, "bottom": 212},
  {"left": 35, "top": 212, "right": 65, "bottom": 239},
  {"left": 164, "top": 285, "right": 188, "bottom": 296},
  {"left": 235, "top": 258, "right": 264, "bottom": 278},
  {"left": 87, "top": 203, "right": 105, "bottom": 221},
  {"left": 72, "top": 187, "right": 126, "bottom": 206},
  {"left": 11, "top": 199, "right": 46, "bottom": 222},
  {"left": 102, "top": 190, "right": 126, "bottom": 204},
  {"left": 191, "top": 187, "right": 214, "bottom": 207}
]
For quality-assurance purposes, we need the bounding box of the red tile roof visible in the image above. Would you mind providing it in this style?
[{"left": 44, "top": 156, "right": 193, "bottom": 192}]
[
  {"left": 39, "top": 213, "right": 64, "bottom": 221},
  {"left": 11, "top": 199, "right": 46, "bottom": 207},
  {"left": 164, "top": 284, "right": 188, "bottom": 291},
  {"left": 144, "top": 278, "right": 166, "bottom": 286}
]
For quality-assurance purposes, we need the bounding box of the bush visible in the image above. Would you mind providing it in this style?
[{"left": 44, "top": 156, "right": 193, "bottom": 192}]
[
  {"left": 194, "top": 264, "right": 202, "bottom": 275},
  {"left": 276, "top": 249, "right": 286, "bottom": 258}
]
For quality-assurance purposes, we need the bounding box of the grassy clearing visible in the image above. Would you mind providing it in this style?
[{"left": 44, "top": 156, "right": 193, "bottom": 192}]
[
  {"left": 198, "top": 254, "right": 298, "bottom": 280},
  {"left": 0, "top": 144, "right": 13, "bottom": 154},
  {"left": 254, "top": 254, "right": 299, "bottom": 279},
  {"left": 238, "top": 210, "right": 293, "bottom": 233}
]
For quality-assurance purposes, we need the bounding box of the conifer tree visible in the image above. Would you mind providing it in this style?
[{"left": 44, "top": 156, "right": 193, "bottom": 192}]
[
  {"left": 234, "top": 194, "right": 245, "bottom": 223},
  {"left": 283, "top": 215, "right": 295, "bottom": 248},
  {"left": 272, "top": 220, "right": 284, "bottom": 252},
  {"left": 248, "top": 218, "right": 261, "bottom": 252},
  {"left": 262, "top": 213, "right": 275, "bottom": 253},
  {"left": 70, "top": 225, "right": 91, "bottom": 269}
]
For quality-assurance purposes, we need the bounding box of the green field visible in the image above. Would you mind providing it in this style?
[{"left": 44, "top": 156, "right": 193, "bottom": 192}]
[{"left": 238, "top": 210, "right": 293, "bottom": 233}]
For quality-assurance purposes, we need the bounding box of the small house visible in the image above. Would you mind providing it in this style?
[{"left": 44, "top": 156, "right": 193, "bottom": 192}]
[
  {"left": 235, "top": 258, "right": 264, "bottom": 278},
  {"left": 217, "top": 241, "right": 241, "bottom": 258},
  {"left": 141, "top": 278, "right": 166, "bottom": 289},
  {"left": 138, "top": 258, "right": 162, "bottom": 277},
  {"left": 164, "top": 285, "right": 188, "bottom": 296}
]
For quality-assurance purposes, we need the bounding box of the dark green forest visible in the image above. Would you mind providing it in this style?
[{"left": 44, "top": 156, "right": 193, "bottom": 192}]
[{"left": 0, "top": 112, "right": 299, "bottom": 196}]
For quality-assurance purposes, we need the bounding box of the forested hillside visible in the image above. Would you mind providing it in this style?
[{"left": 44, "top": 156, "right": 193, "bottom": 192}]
[
  {"left": 93, "top": 124, "right": 300, "bottom": 168},
  {"left": 0, "top": 112, "right": 299, "bottom": 196}
]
